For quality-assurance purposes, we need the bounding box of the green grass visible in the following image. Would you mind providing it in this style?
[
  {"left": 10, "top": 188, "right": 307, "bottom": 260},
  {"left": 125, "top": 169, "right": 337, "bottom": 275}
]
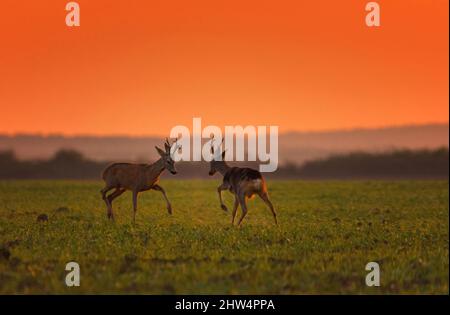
[{"left": 0, "top": 180, "right": 448, "bottom": 294}]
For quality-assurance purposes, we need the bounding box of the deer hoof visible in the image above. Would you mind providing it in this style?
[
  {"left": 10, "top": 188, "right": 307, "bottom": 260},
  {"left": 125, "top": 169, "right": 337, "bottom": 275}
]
[
  {"left": 221, "top": 205, "right": 228, "bottom": 212},
  {"left": 167, "top": 206, "right": 173, "bottom": 215}
]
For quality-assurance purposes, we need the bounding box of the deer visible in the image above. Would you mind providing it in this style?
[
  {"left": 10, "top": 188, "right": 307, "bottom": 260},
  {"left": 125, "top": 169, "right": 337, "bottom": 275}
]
[
  {"left": 208, "top": 138, "right": 277, "bottom": 226},
  {"left": 100, "top": 138, "right": 180, "bottom": 223}
]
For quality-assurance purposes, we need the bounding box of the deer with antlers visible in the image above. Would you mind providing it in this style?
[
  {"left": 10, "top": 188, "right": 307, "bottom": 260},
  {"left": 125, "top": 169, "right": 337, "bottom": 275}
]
[
  {"left": 100, "top": 139, "right": 180, "bottom": 222},
  {"left": 208, "top": 138, "right": 278, "bottom": 226}
]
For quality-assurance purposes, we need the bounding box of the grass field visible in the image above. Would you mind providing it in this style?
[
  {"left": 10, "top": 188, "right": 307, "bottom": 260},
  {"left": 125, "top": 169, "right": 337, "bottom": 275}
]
[{"left": 0, "top": 180, "right": 448, "bottom": 294}]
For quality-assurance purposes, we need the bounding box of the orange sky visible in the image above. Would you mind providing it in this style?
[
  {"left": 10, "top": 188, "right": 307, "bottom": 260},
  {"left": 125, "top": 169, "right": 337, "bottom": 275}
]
[{"left": 0, "top": 0, "right": 448, "bottom": 136}]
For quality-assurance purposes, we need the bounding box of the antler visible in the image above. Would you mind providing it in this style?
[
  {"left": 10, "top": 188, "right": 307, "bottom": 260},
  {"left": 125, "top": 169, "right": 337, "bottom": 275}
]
[
  {"left": 169, "top": 137, "right": 181, "bottom": 157},
  {"left": 210, "top": 135, "right": 215, "bottom": 154},
  {"left": 210, "top": 135, "right": 224, "bottom": 155},
  {"left": 163, "top": 138, "right": 171, "bottom": 153}
]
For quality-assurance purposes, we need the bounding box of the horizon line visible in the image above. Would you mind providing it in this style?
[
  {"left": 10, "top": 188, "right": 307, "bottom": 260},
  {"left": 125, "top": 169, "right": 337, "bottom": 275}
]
[{"left": 0, "top": 121, "right": 448, "bottom": 139}]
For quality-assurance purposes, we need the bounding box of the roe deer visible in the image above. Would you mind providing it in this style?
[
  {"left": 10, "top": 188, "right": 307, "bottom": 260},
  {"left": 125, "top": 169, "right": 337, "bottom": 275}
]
[
  {"left": 100, "top": 139, "right": 180, "bottom": 222},
  {"left": 208, "top": 139, "right": 277, "bottom": 226}
]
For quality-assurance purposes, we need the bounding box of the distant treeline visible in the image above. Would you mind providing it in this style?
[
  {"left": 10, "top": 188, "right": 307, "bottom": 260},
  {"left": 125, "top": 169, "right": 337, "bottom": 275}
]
[
  {"left": 0, "top": 150, "right": 108, "bottom": 180},
  {"left": 0, "top": 148, "right": 448, "bottom": 180},
  {"left": 275, "top": 148, "right": 449, "bottom": 179}
]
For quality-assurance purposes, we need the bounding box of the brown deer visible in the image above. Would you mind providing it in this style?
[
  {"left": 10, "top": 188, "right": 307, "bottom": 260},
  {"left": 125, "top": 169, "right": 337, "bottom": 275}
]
[
  {"left": 208, "top": 139, "right": 277, "bottom": 226},
  {"left": 100, "top": 139, "right": 180, "bottom": 222}
]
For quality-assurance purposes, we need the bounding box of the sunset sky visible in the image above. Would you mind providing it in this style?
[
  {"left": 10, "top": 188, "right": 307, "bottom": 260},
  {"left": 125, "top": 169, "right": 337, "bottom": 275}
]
[{"left": 0, "top": 0, "right": 448, "bottom": 136}]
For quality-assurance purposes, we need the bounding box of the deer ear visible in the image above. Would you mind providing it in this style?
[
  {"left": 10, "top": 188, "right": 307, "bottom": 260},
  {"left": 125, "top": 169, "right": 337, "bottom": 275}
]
[{"left": 155, "top": 146, "right": 166, "bottom": 157}]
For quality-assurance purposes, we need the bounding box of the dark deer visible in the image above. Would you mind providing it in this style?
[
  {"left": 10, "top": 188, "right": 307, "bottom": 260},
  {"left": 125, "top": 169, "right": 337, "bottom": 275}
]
[
  {"left": 100, "top": 139, "right": 180, "bottom": 222},
  {"left": 208, "top": 139, "right": 277, "bottom": 226}
]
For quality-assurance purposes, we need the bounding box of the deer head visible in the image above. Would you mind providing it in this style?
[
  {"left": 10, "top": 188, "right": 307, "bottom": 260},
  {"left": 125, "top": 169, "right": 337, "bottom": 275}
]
[
  {"left": 155, "top": 138, "right": 181, "bottom": 175},
  {"left": 208, "top": 136, "right": 226, "bottom": 176}
]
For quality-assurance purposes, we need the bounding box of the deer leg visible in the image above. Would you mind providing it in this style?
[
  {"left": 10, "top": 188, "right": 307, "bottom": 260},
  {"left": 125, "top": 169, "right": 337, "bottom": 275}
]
[
  {"left": 231, "top": 196, "right": 239, "bottom": 225},
  {"left": 259, "top": 192, "right": 277, "bottom": 225},
  {"left": 132, "top": 190, "right": 138, "bottom": 223},
  {"left": 217, "top": 184, "right": 229, "bottom": 212},
  {"left": 152, "top": 184, "right": 172, "bottom": 214},
  {"left": 237, "top": 193, "right": 248, "bottom": 227},
  {"left": 106, "top": 188, "right": 125, "bottom": 220},
  {"left": 101, "top": 186, "right": 113, "bottom": 200},
  {"left": 100, "top": 186, "right": 113, "bottom": 218},
  {"left": 101, "top": 186, "right": 113, "bottom": 212}
]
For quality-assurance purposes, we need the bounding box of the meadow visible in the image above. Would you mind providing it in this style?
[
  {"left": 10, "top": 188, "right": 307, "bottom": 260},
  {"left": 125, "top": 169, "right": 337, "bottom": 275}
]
[{"left": 0, "top": 180, "right": 448, "bottom": 294}]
